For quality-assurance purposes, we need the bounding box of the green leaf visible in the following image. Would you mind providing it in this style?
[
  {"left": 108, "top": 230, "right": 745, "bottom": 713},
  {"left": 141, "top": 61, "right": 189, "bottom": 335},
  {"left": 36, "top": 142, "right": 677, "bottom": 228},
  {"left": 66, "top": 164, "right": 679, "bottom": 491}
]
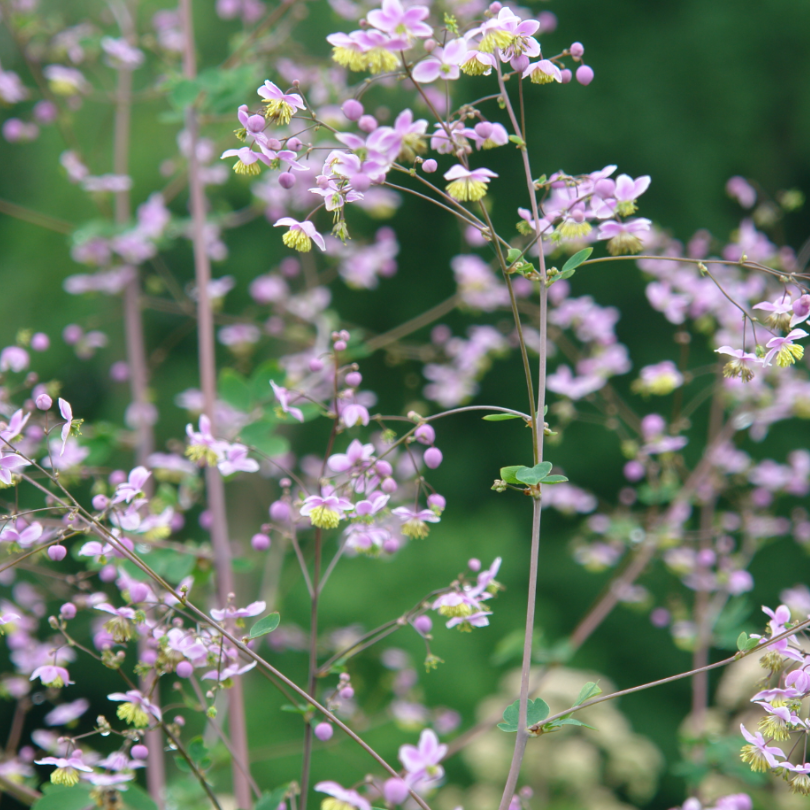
[
  {"left": 256, "top": 786, "right": 293, "bottom": 810},
  {"left": 562, "top": 247, "right": 593, "bottom": 274},
  {"left": 122, "top": 783, "right": 160, "bottom": 810},
  {"left": 249, "top": 612, "right": 280, "bottom": 638},
  {"left": 497, "top": 697, "right": 550, "bottom": 732},
  {"left": 33, "top": 784, "right": 94, "bottom": 810},
  {"left": 508, "top": 134, "right": 526, "bottom": 148},
  {"left": 515, "top": 462, "right": 553, "bottom": 485},
  {"left": 173, "top": 754, "right": 191, "bottom": 773},
  {"left": 506, "top": 248, "right": 522, "bottom": 264},
  {"left": 188, "top": 736, "right": 209, "bottom": 763},
  {"left": 736, "top": 632, "right": 759, "bottom": 652},
  {"left": 539, "top": 474, "right": 569, "bottom": 484},
  {"left": 232, "top": 557, "right": 253, "bottom": 573},
  {"left": 239, "top": 421, "right": 290, "bottom": 457},
  {"left": 483, "top": 413, "right": 523, "bottom": 421},
  {"left": 545, "top": 717, "right": 596, "bottom": 730},
  {"left": 499, "top": 465, "right": 526, "bottom": 485},
  {"left": 219, "top": 368, "right": 253, "bottom": 412},
  {"left": 574, "top": 681, "right": 602, "bottom": 706}
]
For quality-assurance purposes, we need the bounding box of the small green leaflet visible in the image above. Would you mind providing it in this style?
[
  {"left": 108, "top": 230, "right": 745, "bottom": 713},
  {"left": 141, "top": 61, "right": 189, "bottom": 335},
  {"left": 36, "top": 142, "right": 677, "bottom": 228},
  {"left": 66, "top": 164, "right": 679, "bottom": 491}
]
[
  {"left": 544, "top": 717, "right": 596, "bottom": 731},
  {"left": 506, "top": 247, "right": 522, "bottom": 264},
  {"left": 736, "top": 631, "right": 759, "bottom": 652},
  {"left": 122, "top": 783, "right": 160, "bottom": 810},
  {"left": 497, "top": 697, "right": 549, "bottom": 732},
  {"left": 500, "top": 465, "right": 525, "bottom": 485},
  {"left": 256, "top": 784, "right": 293, "bottom": 810},
  {"left": 574, "top": 681, "right": 602, "bottom": 706},
  {"left": 515, "top": 462, "right": 552, "bottom": 485},
  {"left": 540, "top": 475, "right": 569, "bottom": 484},
  {"left": 562, "top": 247, "right": 593, "bottom": 274},
  {"left": 249, "top": 612, "right": 280, "bottom": 638},
  {"left": 483, "top": 413, "right": 523, "bottom": 421}
]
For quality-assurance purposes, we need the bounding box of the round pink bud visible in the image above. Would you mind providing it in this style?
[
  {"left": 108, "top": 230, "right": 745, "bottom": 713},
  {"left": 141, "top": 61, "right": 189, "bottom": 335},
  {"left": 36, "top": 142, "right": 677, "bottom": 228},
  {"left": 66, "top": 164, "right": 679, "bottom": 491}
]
[
  {"left": 280, "top": 257, "right": 300, "bottom": 277},
  {"left": 427, "top": 493, "right": 446, "bottom": 511},
  {"left": 333, "top": 340, "right": 347, "bottom": 352},
  {"left": 31, "top": 332, "right": 50, "bottom": 351},
  {"left": 339, "top": 686, "right": 354, "bottom": 699},
  {"left": 309, "top": 357, "right": 324, "bottom": 372},
  {"left": 33, "top": 101, "right": 58, "bottom": 124},
  {"left": 537, "top": 11, "right": 557, "bottom": 33},
  {"left": 176, "top": 661, "right": 193, "bottom": 678},
  {"left": 92, "top": 494, "right": 109, "bottom": 511},
  {"left": 286, "top": 137, "right": 302, "bottom": 151},
  {"left": 594, "top": 178, "right": 615, "bottom": 198},
  {"left": 422, "top": 159, "right": 438, "bottom": 173},
  {"left": 36, "top": 393, "right": 52, "bottom": 410},
  {"left": 383, "top": 537, "right": 400, "bottom": 554},
  {"left": 560, "top": 68, "right": 572, "bottom": 84},
  {"left": 278, "top": 172, "right": 296, "bottom": 189},
  {"left": 414, "top": 424, "right": 435, "bottom": 445},
  {"left": 381, "top": 477, "right": 397, "bottom": 493},
  {"left": 375, "top": 460, "right": 392, "bottom": 477},
  {"left": 345, "top": 371, "right": 362, "bottom": 387},
  {"left": 251, "top": 533, "right": 271, "bottom": 551},
  {"left": 265, "top": 137, "right": 282, "bottom": 150},
  {"left": 109, "top": 469, "right": 127, "bottom": 486},
  {"left": 696, "top": 549, "right": 716, "bottom": 567},
  {"left": 384, "top": 778, "right": 410, "bottom": 805},
  {"left": 468, "top": 558, "right": 481, "bottom": 572},
  {"left": 575, "top": 65, "right": 594, "bottom": 85},
  {"left": 339, "top": 330, "right": 350, "bottom": 341},
  {"left": 650, "top": 608, "right": 670, "bottom": 628},
  {"left": 60, "top": 603, "right": 77, "bottom": 619},
  {"left": 488, "top": 1, "right": 502, "bottom": 11},
  {"left": 358, "top": 115, "right": 378, "bottom": 133},
  {"left": 199, "top": 510, "right": 213, "bottom": 530},
  {"left": 99, "top": 564, "right": 118, "bottom": 582},
  {"left": 314, "top": 722, "right": 334, "bottom": 741},
  {"left": 110, "top": 361, "right": 130, "bottom": 382},
  {"left": 641, "top": 413, "right": 666, "bottom": 439},
  {"left": 48, "top": 545, "right": 67, "bottom": 562},
  {"left": 270, "top": 500, "right": 290, "bottom": 522},
  {"left": 423, "top": 38, "right": 437, "bottom": 53},
  {"left": 63, "top": 324, "right": 83, "bottom": 345},
  {"left": 342, "top": 99, "right": 364, "bottom": 121},
  {"left": 131, "top": 745, "right": 149, "bottom": 760},
  {"left": 129, "top": 583, "right": 149, "bottom": 603},
  {"left": 623, "top": 460, "right": 645, "bottom": 482},
  {"left": 511, "top": 54, "right": 530, "bottom": 72},
  {"left": 423, "top": 447, "right": 443, "bottom": 469},
  {"left": 570, "top": 42, "right": 584, "bottom": 58},
  {"left": 413, "top": 615, "right": 432, "bottom": 635}
]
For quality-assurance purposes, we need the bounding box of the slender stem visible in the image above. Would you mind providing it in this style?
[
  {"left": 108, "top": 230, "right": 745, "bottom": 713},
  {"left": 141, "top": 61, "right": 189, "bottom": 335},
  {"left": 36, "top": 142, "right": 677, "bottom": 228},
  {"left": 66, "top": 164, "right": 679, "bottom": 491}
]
[
  {"left": 0, "top": 198, "right": 73, "bottom": 233},
  {"left": 364, "top": 294, "right": 460, "bottom": 352},
  {"left": 179, "top": 2, "right": 252, "bottom": 807}
]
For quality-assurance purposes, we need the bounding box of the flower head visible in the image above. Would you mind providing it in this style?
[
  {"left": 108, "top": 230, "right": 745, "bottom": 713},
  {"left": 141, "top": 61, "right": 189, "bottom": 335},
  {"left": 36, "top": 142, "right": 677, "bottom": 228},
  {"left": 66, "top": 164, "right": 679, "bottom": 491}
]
[
  {"left": 444, "top": 165, "right": 498, "bottom": 202},
  {"left": 398, "top": 728, "right": 447, "bottom": 782},
  {"left": 763, "top": 329, "right": 807, "bottom": 368},
  {"left": 739, "top": 723, "right": 784, "bottom": 772},
  {"left": 301, "top": 493, "right": 354, "bottom": 528},
  {"left": 35, "top": 753, "right": 93, "bottom": 787},
  {"left": 391, "top": 506, "right": 440, "bottom": 539},
  {"left": 30, "top": 665, "right": 73, "bottom": 688},
  {"left": 270, "top": 380, "right": 305, "bottom": 422},
  {"left": 258, "top": 81, "right": 305, "bottom": 125},
  {"left": 108, "top": 690, "right": 162, "bottom": 727},
  {"left": 274, "top": 218, "right": 326, "bottom": 252},
  {"left": 315, "top": 781, "right": 371, "bottom": 810},
  {"left": 715, "top": 346, "right": 761, "bottom": 382}
]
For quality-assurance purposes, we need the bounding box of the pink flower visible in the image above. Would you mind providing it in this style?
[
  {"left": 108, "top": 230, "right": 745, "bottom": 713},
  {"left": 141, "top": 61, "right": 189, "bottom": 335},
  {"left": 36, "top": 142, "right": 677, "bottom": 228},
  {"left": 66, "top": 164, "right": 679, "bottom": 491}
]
[
  {"left": 522, "top": 59, "right": 562, "bottom": 84},
  {"left": 315, "top": 781, "right": 371, "bottom": 810},
  {"left": 274, "top": 218, "right": 326, "bottom": 252},
  {"left": 217, "top": 444, "right": 259, "bottom": 476},
  {"left": 112, "top": 466, "right": 151, "bottom": 504},
  {"left": 58, "top": 398, "right": 74, "bottom": 456},
  {"left": 763, "top": 329, "right": 807, "bottom": 368},
  {"left": 790, "top": 294, "right": 810, "bottom": 327},
  {"left": 270, "top": 380, "right": 305, "bottom": 422},
  {"left": 366, "top": 0, "right": 432, "bottom": 39},
  {"left": 412, "top": 39, "right": 467, "bottom": 83},
  {"left": 257, "top": 81, "right": 305, "bottom": 125},
  {"left": 0, "top": 453, "right": 30, "bottom": 486},
  {"left": 211, "top": 600, "right": 266, "bottom": 621},
  {"left": 301, "top": 492, "right": 354, "bottom": 528},
  {"left": 221, "top": 146, "right": 273, "bottom": 175},
  {"left": 30, "top": 665, "right": 73, "bottom": 687},
  {"left": 398, "top": 728, "right": 446, "bottom": 782}
]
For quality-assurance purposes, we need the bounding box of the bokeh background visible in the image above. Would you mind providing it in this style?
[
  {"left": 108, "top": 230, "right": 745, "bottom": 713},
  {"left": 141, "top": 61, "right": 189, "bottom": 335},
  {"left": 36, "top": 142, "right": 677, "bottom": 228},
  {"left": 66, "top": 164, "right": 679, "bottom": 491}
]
[{"left": 2, "top": 1, "right": 810, "bottom": 808}]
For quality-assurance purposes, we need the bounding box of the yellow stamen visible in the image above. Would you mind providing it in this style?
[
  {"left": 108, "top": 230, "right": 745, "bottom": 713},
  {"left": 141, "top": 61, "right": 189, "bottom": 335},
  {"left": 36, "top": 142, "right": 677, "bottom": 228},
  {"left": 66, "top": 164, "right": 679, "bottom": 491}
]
[
  {"left": 308, "top": 506, "right": 341, "bottom": 529},
  {"left": 282, "top": 229, "right": 313, "bottom": 253},
  {"left": 446, "top": 178, "right": 488, "bottom": 202}
]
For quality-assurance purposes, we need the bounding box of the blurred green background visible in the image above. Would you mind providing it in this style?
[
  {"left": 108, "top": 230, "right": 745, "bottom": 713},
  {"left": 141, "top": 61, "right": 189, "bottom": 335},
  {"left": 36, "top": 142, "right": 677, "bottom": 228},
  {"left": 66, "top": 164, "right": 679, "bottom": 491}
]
[{"left": 2, "top": 0, "right": 810, "bottom": 808}]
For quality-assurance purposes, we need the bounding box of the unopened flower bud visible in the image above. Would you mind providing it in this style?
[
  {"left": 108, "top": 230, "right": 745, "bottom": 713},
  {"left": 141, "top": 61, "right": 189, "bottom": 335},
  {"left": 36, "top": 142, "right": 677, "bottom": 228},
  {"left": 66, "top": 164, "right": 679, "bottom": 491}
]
[
  {"left": 424, "top": 447, "right": 443, "bottom": 469},
  {"left": 468, "top": 558, "right": 481, "bottom": 572},
  {"left": 575, "top": 65, "right": 594, "bottom": 85},
  {"left": 129, "top": 583, "right": 149, "bottom": 603},
  {"left": 381, "top": 477, "right": 397, "bottom": 493},
  {"left": 48, "top": 545, "right": 67, "bottom": 561},
  {"left": 36, "top": 394, "right": 52, "bottom": 410},
  {"left": 414, "top": 424, "right": 435, "bottom": 445},
  {"left": 333, "top": 340, "right": 347, "bottom": 352},
  {"left": 422, "top": 158, "right": 438, "bottom": 173},
  {"left": 413, "top": 615, "right": 432, "bottom": 635},
  {"left": 424, "top": 38, "right": 437, "bottom": 53},
  {"left": 31, "top": 332, "right": 50, "bottom": 351},
  {"left": 314, "top": 722, "right": 333, "bottom": 741},
  {"left": 427, "top": 493, "right": 446, "bottom": 511},
  {"left": 560, "top": 68, "right": 572, "bottom": 83},
  {"left": 339, "top": 686, "right": 354, "bottom": 699},
  {"left": 60, "top": 603, "right": 77, "bottom": 619},
  {"left": 383, "top": 537, "right": 400, "bottom": 553},
  {"left": 286, "top": 137, "right": 302, "bottom": 151},
  {"left": 109, "top": 470, "right": 127, "bottom": 486},
  {"left": 270, "top": 500, "right": 290, "bottom": 522},
  {"left": 176, "top": 661, "right": 193, "bottom": 678},
  {"left": 100, "top": 564, "right": 118, "bottom": 582},
  {"left": 375, "top": 460, "right": 392, "bottom": 476},
  {"left": 384, "top": 778, "right": 410, "bottom": 805},
  {"left": 345, "top": 371, "right": 362, "bottom": 387},
  {"left": 131, "top": 745, "right": 149, "bottom": 760},
  {"left": 278, "top": 172, "right": 296, "bottom": 189},
  {"left": 309, "top": 357, "right": 324, "bottom": 372},
  {"left": 570, "top": 41, "right": 584, "bottom": 58},
  {"left": 342, "top": 99, "right": 364, "bottom": 121},
  {"left": 358, "top": 115, "right": 378, "bottom": 133},
  {"left": 251, "top": 533, "right": 271, "bottom": 551},
  {"left": 92, "top": 494, "right": 109, "bottom": 511}
]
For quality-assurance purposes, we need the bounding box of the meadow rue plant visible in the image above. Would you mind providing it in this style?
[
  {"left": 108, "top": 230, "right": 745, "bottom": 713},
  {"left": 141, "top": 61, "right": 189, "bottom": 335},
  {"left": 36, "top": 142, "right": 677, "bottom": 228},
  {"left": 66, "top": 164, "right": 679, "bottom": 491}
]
[{"left": 0, "top": 1, "right": 809, "bottom": 810}]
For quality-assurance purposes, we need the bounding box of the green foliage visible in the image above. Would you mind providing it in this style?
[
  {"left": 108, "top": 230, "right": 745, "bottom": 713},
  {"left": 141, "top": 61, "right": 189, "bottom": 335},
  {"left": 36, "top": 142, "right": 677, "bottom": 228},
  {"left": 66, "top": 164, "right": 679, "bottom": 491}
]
[
  {"left": 482, "top": 413, "right": 523, "bottom": 421},
  {"left": 736, "top": 631, "right": 759, "bottom": 652},
  {"left": 501, "top": 462, "right": 569, "bottom": 487},
  {"left": 32, "top": 784, "right": 94, "bottom": 810},
  {"left": 560, "top": 247, "right": 593, "bottom": 280},
  {"left": 122, "top": 783, "right": 160, "bottom": 810},
  {"left": 123, "top": 548, "right": 196, "bottom": 585},
  {"left": 497, "top": 697, "right": 549, "bottom": 732},
  {"left": 257, "top": 785, "right": 294, "bottom": 810},
  {"left": 574, "top": 681, "right": 603, "bottom": 706},
  {"left": 249, "top": 612, "right": 280, "bottom": 638}
]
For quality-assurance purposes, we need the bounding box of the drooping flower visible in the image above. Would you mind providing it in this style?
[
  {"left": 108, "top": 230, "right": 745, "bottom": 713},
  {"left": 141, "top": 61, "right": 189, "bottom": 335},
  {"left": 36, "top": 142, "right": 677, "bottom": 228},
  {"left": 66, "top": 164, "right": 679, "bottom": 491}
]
[
  {"left": 108, "top": 690, "right": 162, "bottom": 727},
  {"left": 217, "top": 443, "right": 259, "bottom": 476},
  {"left": 210, "top": 601, "right": 266, "bottom": 622},
  {"left": 274, "top": 218, "right": 326, "bottom": 252},
  {"left": 112, "top": 466, "right": 151, "bottom": 505},
  {"left": 739, "top": 723, "right": 785, "bottom": 772},
  {"left": 35, "top": 753, "right": 93, "bottom": 787},
  {"left": 58, "top": 398, "right": 75, "bottom": 456},
  {"left": 301, "top": 492, "right": 354, "bottom": 529},
  {"left": 270, "top": 380, "right": 305, "bottom": 422},
  {"left": 444, "top": 165, "right": 498, "bottom": 202},
  {"left": 96, "top": 603, "right": 137, "bottom": 643},
  {"left": 753, "top": 296, "right": 794, "bottom": 331},
  {"left": 613, "top": 173, "right": 651, "bottom": 216},
  {"left": 598, "top": 218, "right": 651, "bottom": 255},
  {"left": 30, "top": 665, "right": 73, "bottom": 688},
  {"left": 522, "top": 59, "right": 562, "bottom": 85},
  {"left": 398, "top": 728, "right": 447, "bottom": 782},
  {"left": 411, "top": 39, "right": 467, "bottom": 83},
  {"left": 763, "top": 329, "right": 807, "bottom": 368},
  {"left": 391, "top": 506, "right": 440, "bottom": 539},
  {"left": 257, "top": 81, "right": 305, "bottom": 125},
  {"left": 185, "top": 415, "right": 227, "bottom": 466},
  {"left": 221, "top": 145, "right": 273, "bottom": 175},
  {"left": 315, "top": 780, "right": 372, "bottom": 810},
  {"left": 631, "top": 361, "right": 684, "bottom": 396}
]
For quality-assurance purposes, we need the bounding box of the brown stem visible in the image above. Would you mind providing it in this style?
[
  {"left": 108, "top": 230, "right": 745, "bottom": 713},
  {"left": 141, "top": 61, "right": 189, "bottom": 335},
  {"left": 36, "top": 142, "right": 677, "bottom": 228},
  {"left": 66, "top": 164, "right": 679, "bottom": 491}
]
[{"left": 179, "top": 2, "right": 252, "bottom": 807}]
